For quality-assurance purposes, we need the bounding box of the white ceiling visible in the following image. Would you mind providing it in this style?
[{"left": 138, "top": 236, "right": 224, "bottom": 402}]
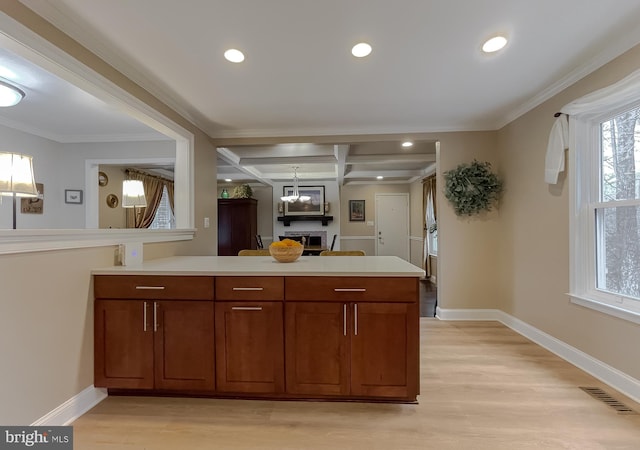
[{"left": 9, "top": 0, "right": 640, "bottom": 185}]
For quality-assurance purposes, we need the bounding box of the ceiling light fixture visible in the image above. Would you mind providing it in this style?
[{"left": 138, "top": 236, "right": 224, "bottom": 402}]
[
  {"left": 351, "top": 42, "right": 372, "bottom": 58},
  {"left": 0, "top": 80, "right": 25, "bottom": 107},
  {"left": 281, "top": 166, "right": 310, "bottom": 203},
  {"left": 402, "top": 141, "right": 413, "bottom": 148},
  {"left": 225, "top": 178, "right": 232, "bottom": 182},
  {"left": 224, "top": 48, "right": 245, "bottom": 63},
  {"left": 482, "top": 35, "right": 508, "bottom": 53},
  {"left": 376, "top": 176, "right": 384, "bottom": 180}
]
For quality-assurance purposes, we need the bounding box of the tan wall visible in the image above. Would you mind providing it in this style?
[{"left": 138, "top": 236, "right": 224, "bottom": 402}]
[
  {"left": 497, "top": 43, "right": 640, "bottom": 380},
  {"left": 0, "top": 3, "right": 217, "bottom": 423},
  {"left": 340, "top": 184, "right": 409, "bottom": 234},
  {"left": 436, "top": 131, "right": 501, "bottom": 310}
]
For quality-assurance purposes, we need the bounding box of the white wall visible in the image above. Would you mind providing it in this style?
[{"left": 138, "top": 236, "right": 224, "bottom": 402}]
[
  {"left": 0, "top": 123, "right": 64, "bottom": 229},
  {"left": 272, "top": 180, "right": 340, "bottom": 249},
  {"left": 0, "top": 121, "right": 175, "bottom": 230}
]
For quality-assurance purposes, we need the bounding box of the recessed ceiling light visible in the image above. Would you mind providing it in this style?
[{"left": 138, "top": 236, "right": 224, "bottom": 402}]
[
  {"left": 482, "top": 36, "right": 507, "bottom": 53},
  {"left": 351, "top": 42, "right": 372, "bottom": 58},
  {"left": 225, "top": 178, "right": 232, "bottom": 182},
  {"left": 376, "top": 176, "right": 384, "bottom": 180},
  {"left": 402, "top": 141, "right": 413, "bottom": 148},
  {"left": 224, "top": 49, "right": 245, "bottom": 63}
]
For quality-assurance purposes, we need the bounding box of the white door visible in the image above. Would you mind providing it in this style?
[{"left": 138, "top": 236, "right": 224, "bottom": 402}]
[{"left": 375, "top": 193, "right": 409, "bottom": 260}]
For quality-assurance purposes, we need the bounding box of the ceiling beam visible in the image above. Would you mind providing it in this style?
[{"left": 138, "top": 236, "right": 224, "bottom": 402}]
[
  {"left": 217, "top": 147, "right": 273, "bottom": 186},
  {"left": 347, "top": 154, "right": 436, "bottom": 164},
  {"left": 344, "top": 169, "right": 425, "bottom": 178},
  {"left": 334, "top": 144, "right": 349, "bottom": 186},
  {"left": 238, "top": 155, "right": 336, "bottom": 166}
]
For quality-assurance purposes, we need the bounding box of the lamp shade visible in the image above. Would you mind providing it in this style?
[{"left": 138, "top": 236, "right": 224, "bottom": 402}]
[
  {"left": 122, "top": 179, "right": 147, "bottom": 208},
  {"left": 0, "top": 152, "right": 38, "bottom": 196}
]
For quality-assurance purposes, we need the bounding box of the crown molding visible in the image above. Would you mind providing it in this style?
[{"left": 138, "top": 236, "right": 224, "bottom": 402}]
[{"left": 496, "top": 17, "right": 640, "bottom": 129}]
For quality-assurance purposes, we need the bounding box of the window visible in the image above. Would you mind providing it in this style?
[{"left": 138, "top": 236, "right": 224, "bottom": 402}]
[
  {"left": 596, "top": 111, "right": 640, "bottom": 300},
  {"left": 149, "top": 186, "right": 175, "bottom": 229},
  {"left": 569, "top": 76, "right": 640, "bottom": 323}
]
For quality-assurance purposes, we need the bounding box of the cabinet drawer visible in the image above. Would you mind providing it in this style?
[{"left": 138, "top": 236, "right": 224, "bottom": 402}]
[
  {"left": 94, "top": 275, "right": 214, "bottom": 300},
  {"left": 216, "top": 277, "right": 284, "bottom": 301},
  {"left": 285, "top": 277, "right": 417, "bottom": 302}
]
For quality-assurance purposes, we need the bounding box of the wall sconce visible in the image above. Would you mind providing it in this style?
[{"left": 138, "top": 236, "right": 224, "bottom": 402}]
[
  {"left": 277, "top": 202, "right": 283, "bottom": 214},
  {"left": 0, "top": 152, "right": 38, "bottom": 229},
  {"left": 122, "top": 179, "right": 147, "bottom": 228},
  {"left": 324, "top": 202, "right": 330, "bottom": 213}
]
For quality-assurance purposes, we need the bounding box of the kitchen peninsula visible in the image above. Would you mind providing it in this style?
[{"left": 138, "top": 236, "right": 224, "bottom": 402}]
[{"left": 93, "top": 256, "right": 424, "bottom": 402}]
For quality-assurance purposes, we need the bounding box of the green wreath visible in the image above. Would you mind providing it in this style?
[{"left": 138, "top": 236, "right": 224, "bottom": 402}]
[{"left": 444, "top": 160, "right": 503, "bottom": 216}]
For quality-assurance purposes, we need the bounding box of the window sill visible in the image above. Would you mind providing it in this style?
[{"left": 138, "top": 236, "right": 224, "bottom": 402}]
[
  {"left": 569, "top": 293, "right": 640, "bottom": 326},
  {"left": 0, "top": 229, "right": 196, "bottom": 255}
]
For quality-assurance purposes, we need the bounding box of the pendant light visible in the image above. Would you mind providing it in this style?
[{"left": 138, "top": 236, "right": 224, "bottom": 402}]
[{"left": 281, "top": 166, "right": 310, "bottom": 203}]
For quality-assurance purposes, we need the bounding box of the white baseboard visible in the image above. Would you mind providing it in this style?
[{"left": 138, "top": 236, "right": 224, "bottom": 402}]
[
  {"left": 31, "top": 385, "right": 107, "bottom": 426},
  {"left": 436, "top": 307, "right": 640, "bottom": 404}
]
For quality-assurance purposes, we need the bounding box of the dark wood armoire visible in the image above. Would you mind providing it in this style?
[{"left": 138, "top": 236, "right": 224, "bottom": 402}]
[{"left": 217, "top": 198, "right": 258, "bottom": 255}]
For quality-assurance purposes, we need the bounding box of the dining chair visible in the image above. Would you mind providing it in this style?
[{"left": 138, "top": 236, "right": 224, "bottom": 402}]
[
  {"left": 255, "top": 234, "right": 264, "bottom": 249},
  {"left": 329, "top": 234, "right": 337, "bottom": 250},
  {"left": 319, "top": 250, "right": 366, "bottom": 256},
  {"left": 238, "top": 249, "right": 271, "bottom": 256}
]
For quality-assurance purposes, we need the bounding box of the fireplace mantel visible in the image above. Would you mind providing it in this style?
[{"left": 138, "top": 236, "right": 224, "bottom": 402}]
[{"left": 277, "top": 215, "right": 333, "bottom": 226}]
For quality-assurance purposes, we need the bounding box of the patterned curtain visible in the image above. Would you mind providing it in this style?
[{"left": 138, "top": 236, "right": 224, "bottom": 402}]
[{"left": 125, "top": 169, "right": 168, "bottom": 228}]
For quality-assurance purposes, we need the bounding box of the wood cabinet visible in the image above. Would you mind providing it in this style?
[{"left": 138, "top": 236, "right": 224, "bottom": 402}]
[
  {"left": 214, "top": 277, "right": 284, "bottom": 394},
  {"left": 94, "top": 276, "right": 215, "bottom": 391},
  {"left": 285, "top": 277, "right": 419, "bottom": 401},
  {"left": 218, "top": 198, "right": 257, "bottom": 255},
  {"left": 94, "top": 271, "right": 419, "bottom": 402},
  {"left": 285, "top": 302, "right": 349, "bottom": 396}
]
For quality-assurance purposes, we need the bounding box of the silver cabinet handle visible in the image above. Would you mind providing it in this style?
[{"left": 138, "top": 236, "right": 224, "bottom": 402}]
[
  {"left": 136, "top": 286, "right": 166, "bottom": 290},
  {"left": 232, "top": 287, "right": 264, "bottom": 291},
  {"left": 153, "top": 302, "right": 158, "bottom": 332},
  {"left": 231, "top": 306, "right": 263, "bottom": 311},
  {"left": 143, "top": 301, "right": 147, "bottom": 332},
  {"left": 354, "top": 303, "right": 358, "bottom": 336},
  {"left": 343, "top": 304, "right": 347, "bottom": 336},
  {"left": 334, "top": 288, "right": 366, "bottom": 292}
]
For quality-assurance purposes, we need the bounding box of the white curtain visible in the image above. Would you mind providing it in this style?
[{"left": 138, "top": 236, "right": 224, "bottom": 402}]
[{"left": 545, "top": 68, "right": 640, "bottom": 184}]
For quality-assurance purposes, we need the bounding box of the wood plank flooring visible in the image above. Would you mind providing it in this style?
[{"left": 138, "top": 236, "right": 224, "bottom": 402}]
[{"left": 72, "top": 320, "right": 640, "bottom": 449}]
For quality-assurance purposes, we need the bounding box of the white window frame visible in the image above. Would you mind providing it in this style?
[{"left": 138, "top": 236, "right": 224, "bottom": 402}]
[{"left": 569, "top": 100, "right": 640, "bottom": 325}]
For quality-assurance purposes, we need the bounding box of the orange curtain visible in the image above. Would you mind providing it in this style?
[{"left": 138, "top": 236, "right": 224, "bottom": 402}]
[{"left": 125, "top": 169, "right": 168, "bottom": 228}]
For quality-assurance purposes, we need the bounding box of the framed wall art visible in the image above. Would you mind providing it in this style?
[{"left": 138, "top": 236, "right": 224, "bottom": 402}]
[
  {"left": 283, "top": 185, "right": 325, "bottom": 216},
  {"left": 349, "top": 199, "right": 365, "bottom": 221},
  {"left": 64, "top": 189, "right": 83, "bottom": 204}
]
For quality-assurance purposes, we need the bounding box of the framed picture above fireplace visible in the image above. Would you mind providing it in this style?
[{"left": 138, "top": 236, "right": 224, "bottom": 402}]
[{"left": 283, "top": 185, "right": 325, "bottom": 216}]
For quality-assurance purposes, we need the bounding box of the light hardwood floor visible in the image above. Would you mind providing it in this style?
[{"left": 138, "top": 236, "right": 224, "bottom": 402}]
[{"left": 72, "top": 320, "right": 640, "bottom": 449}]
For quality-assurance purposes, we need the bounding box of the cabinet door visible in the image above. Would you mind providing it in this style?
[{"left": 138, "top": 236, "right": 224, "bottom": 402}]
[
  {"left": 94, "top": 299, "right": 154, "bottom": 389},
  {"left": 154, "top": 301, "right": 215, "bottom": 391},
  {"left": 285, "top": 302, "right": 349, "bottom": 396},
  {"left": 215, "top": 302, "right": 284, "bottom": 393},
  {"left": 350, "top": 302, "right": 419, "bottom": 400}
]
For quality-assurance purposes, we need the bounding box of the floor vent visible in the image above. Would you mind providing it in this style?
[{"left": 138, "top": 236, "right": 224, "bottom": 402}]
[{"left": 580, "top": 387, "right": 638, "bottom": 415}]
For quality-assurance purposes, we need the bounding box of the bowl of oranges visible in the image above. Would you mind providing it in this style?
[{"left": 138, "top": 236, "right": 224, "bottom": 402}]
[{"left": 269, "top": 239, "right": 304, "bottom": 263}]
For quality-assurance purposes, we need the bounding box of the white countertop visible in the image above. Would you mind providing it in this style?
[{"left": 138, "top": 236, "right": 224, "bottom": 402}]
[{"left": 92, "top": 256, "right": 425, "bottom": 277}]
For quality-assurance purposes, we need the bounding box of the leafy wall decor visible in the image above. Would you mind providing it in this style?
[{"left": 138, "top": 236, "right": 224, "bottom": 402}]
[{"left": 444, "top": 160, "right": 503, "bottom": 216}]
